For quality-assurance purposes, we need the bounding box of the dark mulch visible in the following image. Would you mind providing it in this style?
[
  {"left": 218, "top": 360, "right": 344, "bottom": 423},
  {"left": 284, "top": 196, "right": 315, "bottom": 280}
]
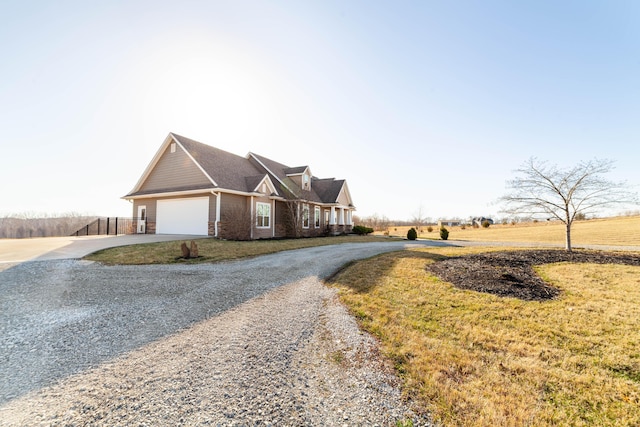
[{"left": 426, "top": 250, "right": 640, "bottom": 301}]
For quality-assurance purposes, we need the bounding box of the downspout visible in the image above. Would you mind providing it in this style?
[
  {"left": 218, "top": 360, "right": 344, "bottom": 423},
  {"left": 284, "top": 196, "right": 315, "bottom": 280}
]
[
  {"left": 250, "top": 196, "right": 254, "bottom": 240},
  {"left": 272, "top": 199, "right": 275, "bottom": 238},
  {"left": 215, "top": 192, "right": 221, "bottom": 237}
]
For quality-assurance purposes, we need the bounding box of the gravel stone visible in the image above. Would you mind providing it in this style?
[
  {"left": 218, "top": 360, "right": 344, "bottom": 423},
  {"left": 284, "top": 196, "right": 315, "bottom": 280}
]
[{"left": 0, "top": 242, "right": 433, "bottom": 426}]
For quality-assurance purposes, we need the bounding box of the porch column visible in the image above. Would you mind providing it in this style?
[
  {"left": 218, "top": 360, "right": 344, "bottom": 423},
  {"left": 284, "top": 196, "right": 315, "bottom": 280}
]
[
  {"left": 347, "top": 210, "right": 352, "bottom": 226},
  {"left": 338, "top": 208, "right": 345, "bottom": 225},
  {"left": 330, "top": 206, "right": 336, "bottom": 225}
]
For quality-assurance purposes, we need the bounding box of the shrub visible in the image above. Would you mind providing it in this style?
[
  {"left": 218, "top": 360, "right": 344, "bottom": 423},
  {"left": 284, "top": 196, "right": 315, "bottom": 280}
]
[
  {"left": 460, "top": 224, "right": 466, "bottom": 230},
  {"left": 440, "top": 226, "right": 449, "bottom": 240},
  {"left": 481, "top": 220, "right": 491, "bottom": 228},
  {"left": 427, "top": 226, "right": 433, "bottom": 233},
  {"left": 353, "top": 225, "right": 374, "bottom": 235},
  {"left": 407, "top": 227, "right": 417, "bottom": 240}
]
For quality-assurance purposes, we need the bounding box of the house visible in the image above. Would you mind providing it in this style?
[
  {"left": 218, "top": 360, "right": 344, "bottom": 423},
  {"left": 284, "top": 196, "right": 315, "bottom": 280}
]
[
  {"left": 123, "top": 133, "right": 355, "bottom": 239},
  {"left": 471, "top": 217, "right": 494, "bottom": 227},
  {"left": 438, "top": 220, "right": 463, "bottom": 227}
]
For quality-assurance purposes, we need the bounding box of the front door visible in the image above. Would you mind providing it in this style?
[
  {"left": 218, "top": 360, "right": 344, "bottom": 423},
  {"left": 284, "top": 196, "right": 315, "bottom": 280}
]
[{"left": 137, "top": 205, "right": 147, "bottom": 234}]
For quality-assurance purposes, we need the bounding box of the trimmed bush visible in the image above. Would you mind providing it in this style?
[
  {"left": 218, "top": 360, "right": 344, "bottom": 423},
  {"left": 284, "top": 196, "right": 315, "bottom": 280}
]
[
  {"left": 353, "top": 225, "right": 374, "bottom": 235},
  {"left": 440, "top": 226, "right": 449, "bottom": 240},
  {"left": 481, "top": 220, "right": 491, "bottom": 228},
  {"left": 427, "top": 226, "right": 433, "bottom": 233},
  {"left": 407, "top": 227, "right": 418, "bottom": 240}
]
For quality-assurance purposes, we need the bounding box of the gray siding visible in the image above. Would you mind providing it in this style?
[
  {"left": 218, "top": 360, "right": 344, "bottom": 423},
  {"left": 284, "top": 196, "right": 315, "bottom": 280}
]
[
  {"left": 133, "top": 199, "right": 156, "bottom": 222},
  {"left": 140, "top": 144, "right": 212, "bottom": 192},
  {"left": 220, "top": 193, "right": 248, "bottom": 216},
  {"left": 337, "top": 187, "right": 350, "bottom": 206}
]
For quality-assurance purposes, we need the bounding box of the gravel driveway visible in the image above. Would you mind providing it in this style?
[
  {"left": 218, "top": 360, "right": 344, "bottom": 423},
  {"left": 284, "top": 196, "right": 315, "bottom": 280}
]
[{"left": 0, "top": 241, "right": 440, "bottom": 426}]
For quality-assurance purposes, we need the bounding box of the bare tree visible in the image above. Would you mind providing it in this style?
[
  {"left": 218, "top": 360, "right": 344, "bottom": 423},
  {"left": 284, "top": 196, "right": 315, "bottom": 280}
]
[
  {"left": 281, "top": 199, "right": 303, "bottom": 238},
  {"left": 220, "top": 206, "right": 253, "bottom": 240},
  {"left": 500, "top": 157, "right": 638, "bottom": 251},
  {"left": 411, "top": 205, "right": 428, "bottom": 230}
]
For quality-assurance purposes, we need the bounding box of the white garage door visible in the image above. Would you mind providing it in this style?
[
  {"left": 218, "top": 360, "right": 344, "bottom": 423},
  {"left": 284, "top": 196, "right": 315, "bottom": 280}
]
[{"left": 156, "top": 197, "right": 209, "bottom": 235}]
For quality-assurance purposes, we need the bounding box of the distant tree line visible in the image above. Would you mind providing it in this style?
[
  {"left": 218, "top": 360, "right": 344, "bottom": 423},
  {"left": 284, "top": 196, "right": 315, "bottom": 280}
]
[{"left": 0, "top": 213, "right": 98, "bottom": 239}]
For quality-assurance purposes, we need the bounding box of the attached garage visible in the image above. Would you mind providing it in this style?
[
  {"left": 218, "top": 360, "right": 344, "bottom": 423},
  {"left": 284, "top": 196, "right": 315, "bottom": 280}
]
[{"left": 156, "top": 197, "right": 209, "bottom": 235}]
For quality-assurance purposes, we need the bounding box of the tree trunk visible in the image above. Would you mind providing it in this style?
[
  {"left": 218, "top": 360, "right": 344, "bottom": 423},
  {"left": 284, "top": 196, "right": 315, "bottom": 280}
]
[{"left": 565, "top": 222, "right": 572, "bottom": 252}]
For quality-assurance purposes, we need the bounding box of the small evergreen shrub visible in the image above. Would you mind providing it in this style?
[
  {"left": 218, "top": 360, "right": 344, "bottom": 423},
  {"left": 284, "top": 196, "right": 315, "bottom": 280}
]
[
  {"left": 427, "top": 226, "right": 433, "bottom": 233},
  {"left": 440, "top": 226, "right": 449, "bottom": 240},
  {"left": 481, "top": 220, "right": 491, "bottom": 228},
  {"left": 353, "top": 225, "right": 374, "bottom": 235},
  {"left": 407, "top": 227, "right": 417, "bottom": 240}
]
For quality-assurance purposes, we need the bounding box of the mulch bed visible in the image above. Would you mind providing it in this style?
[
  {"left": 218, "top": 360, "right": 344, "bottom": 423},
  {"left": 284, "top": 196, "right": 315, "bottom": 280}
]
[{"left": 426, "top": 250, "right": 640, "bottom": 301}]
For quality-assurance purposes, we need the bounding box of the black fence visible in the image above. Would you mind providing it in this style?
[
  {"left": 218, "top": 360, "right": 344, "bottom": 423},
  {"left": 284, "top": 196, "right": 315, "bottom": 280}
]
[{"left": 71, "top": 217, "right": 144, "bottom": 236}]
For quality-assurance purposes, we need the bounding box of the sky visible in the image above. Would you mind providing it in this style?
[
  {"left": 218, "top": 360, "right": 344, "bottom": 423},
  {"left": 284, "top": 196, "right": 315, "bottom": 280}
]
[{"left": 1, "top": 0, "right": 639, "bottom": 221}]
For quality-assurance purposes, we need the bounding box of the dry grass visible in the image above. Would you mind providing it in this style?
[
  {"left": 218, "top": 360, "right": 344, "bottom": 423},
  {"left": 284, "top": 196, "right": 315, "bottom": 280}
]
[
  {"left": 385, "top": 215, "right": 640, "bottom": 246},
  {"left": 329, "top": 246, "right": 640, "bottom": 426},
  {"left": 85, "top": 235, "right": 390, "bottom": 265}
]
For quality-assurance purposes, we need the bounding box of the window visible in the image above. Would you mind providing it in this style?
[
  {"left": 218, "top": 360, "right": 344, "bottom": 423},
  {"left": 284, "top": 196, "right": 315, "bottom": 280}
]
[
  {"left": 302, "top": 204, "right": 310, "bottom": 228},
  {"left": 314, "top": 206, "right": 321, "bottom": 228},
  {"left": 256, "top": 202, "right": 270, "bottom": 228},
  {"left": 303, "top": 174, "right": 310, "bottom": 190},
  {"left": 170, "top": 142, "right": 176, "bottom": 153}
]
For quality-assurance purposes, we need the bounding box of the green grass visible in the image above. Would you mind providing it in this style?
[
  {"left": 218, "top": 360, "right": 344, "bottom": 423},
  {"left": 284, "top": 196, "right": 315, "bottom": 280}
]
[
  {"left": 84, "top": 235, "right": 391, "bottom": 265},
  {"left": 329, "top": 246, "right": 640, "bottom": 426}
]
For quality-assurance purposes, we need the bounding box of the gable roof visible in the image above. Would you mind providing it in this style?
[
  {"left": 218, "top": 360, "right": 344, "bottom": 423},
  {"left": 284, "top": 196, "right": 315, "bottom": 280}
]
[
  {"left": 173, "top": 134, "right": 263, "bottom": 193},
  {"left": 284, "top": 166, "right": 309, "bottom": 175},
  {"left": 313, "top": 178, "right": 344, "bottom": 202},
  {"left": 125, "top": 133, "right": 353, "bottom": 206}
]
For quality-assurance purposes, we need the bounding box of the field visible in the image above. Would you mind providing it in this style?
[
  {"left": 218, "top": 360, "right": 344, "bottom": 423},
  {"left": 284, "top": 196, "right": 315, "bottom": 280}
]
[
  {"left": 384, "top": 215, "right": 640, "bottom": 246},
  {"left": 329, "top": 246, "right": 640, "bottom": 426}
]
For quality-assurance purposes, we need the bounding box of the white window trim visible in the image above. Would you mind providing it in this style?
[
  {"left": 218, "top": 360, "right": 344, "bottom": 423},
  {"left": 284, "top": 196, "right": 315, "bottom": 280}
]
[
  {"left": 256, "top": 202, "right": 271, "bottom": 229},
  {"left": 314, "top": 206, "right": 321, "bottom": 228},
  {"left": 302, "top": 204, "right": 310, "bottom": 229}
]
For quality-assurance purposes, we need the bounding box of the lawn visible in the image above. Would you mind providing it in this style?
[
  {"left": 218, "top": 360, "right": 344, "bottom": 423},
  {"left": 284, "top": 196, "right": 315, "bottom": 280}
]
[
  {"left": 329, "top": 246, "right": 640, "bottom": 426},
  {"left": 84, "top": 234, "right": 391, "bottom": 265}
]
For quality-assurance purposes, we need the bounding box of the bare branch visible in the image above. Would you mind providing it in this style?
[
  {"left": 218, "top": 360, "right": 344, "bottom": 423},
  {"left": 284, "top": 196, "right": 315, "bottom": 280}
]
[{"left": 499, "top": 157, "right": 638, "bottom": 251}]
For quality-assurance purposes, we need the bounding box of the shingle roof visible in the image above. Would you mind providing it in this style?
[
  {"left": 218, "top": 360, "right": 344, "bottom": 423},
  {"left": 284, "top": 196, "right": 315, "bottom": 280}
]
[
  {"left": 284, "top": 166, "right": 308, "bottom": 175},
  {"left": 172, "top": 133, "right": 263, "bottom": 193},
  {"left": 312, "top": 178, "right": 345, "bottom": 203},
  {"left": 249, "top": 152, "right": 347, "bottom": 204},
  {"left": 130, "top": 133, "right": 349, "bottom": 204},
  {"left": 244, "top": 175, "right": 268, "bottom": 193}
]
